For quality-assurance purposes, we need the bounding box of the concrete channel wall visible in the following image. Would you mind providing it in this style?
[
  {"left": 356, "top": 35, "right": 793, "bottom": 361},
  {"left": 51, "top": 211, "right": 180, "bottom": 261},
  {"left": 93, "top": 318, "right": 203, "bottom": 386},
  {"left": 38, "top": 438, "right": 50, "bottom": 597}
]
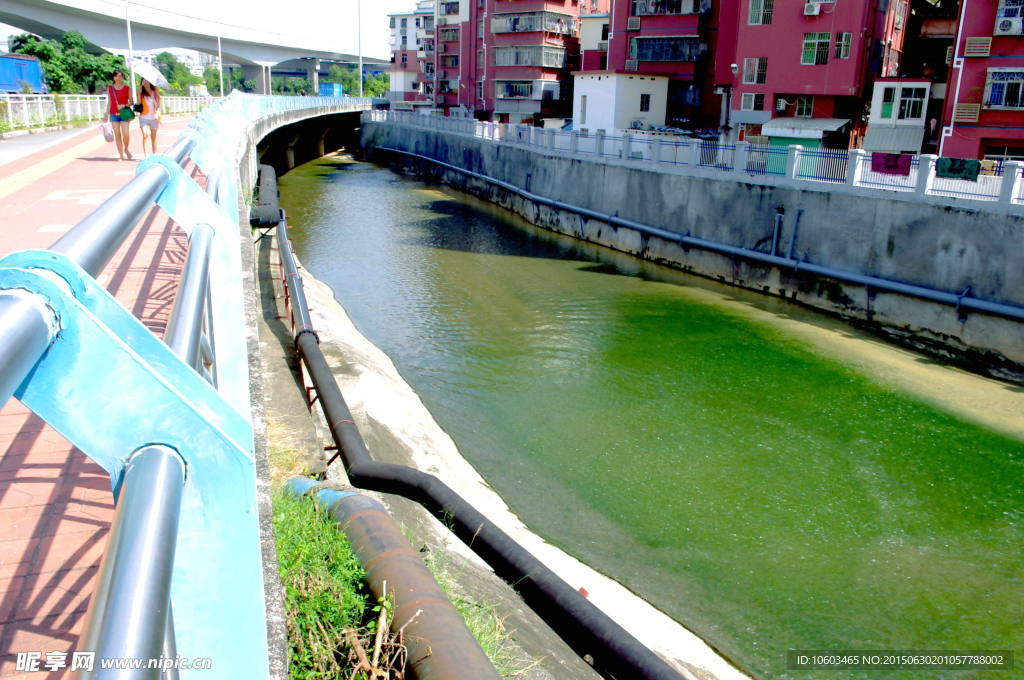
[{"left": 359, "top": 120, "right": 1024, "bottom": 377}]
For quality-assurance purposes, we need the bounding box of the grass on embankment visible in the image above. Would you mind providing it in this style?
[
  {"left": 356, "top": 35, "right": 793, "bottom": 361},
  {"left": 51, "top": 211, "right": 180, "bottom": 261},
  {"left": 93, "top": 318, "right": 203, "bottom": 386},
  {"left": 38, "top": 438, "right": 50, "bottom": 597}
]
[{"left": 273, "top": 485, "right": 536, "bottom": 678}]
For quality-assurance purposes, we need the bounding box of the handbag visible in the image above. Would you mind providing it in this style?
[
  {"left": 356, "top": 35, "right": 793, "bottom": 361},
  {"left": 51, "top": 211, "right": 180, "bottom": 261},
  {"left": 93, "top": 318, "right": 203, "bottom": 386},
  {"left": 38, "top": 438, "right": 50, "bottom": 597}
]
[
  {"left": 132, "top": 103, "right": 143, "bottom": 113},
  {"left": 118, "top": 106, "right": 135, "bottom": 122},
  {"left": 99, "top": 123, "right": 114, "bottom": 143}
]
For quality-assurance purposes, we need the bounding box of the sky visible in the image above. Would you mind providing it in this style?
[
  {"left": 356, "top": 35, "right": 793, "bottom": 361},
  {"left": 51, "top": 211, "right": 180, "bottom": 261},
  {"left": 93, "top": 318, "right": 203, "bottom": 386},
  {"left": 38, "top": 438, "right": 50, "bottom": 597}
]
[{"left": 0, "top": 0, "right": 408, "bottom": 61}]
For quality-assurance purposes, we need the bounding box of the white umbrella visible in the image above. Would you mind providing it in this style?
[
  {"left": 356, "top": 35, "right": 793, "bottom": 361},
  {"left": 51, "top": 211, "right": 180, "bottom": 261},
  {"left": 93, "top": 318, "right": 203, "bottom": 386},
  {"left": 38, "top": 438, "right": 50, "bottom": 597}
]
[{"left": 130, "top": 58, "right": 170, "bottom": 90}]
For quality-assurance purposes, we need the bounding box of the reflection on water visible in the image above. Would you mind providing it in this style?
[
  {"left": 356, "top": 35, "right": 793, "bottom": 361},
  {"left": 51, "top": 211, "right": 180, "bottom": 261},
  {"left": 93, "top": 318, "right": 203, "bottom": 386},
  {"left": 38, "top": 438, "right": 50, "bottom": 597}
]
[{"left": 280, "top": 157, "right": 1024, "bottom": 679}]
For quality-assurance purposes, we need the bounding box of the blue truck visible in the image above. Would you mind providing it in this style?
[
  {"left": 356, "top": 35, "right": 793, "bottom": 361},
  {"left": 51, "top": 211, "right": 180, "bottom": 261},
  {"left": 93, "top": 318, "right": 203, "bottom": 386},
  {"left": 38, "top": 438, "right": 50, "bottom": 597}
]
[
  {"left": 318, "top": 82, "right": 343, "bottom": 97},
  {"left": 0, "top": 54, "right": 45, "bottom": 93}
]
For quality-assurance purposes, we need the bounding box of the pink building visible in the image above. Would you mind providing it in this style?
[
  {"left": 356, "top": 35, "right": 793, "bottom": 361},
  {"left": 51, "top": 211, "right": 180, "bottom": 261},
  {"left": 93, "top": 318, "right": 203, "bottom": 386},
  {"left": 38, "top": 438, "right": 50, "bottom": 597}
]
[
  {"left": 729, "top": 0, "right": 907, "bottom": 149},
  {"left": 940, "top": 0, "right": 1024, "bottom": 160},
  {"left": 388, "top": 1, "right": 436, "bottom": 110}
]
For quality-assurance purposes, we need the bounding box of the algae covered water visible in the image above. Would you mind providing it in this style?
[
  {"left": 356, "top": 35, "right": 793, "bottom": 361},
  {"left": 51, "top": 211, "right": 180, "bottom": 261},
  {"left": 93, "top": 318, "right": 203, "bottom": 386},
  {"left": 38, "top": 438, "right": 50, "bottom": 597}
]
[{"left": 279, "top": 156, "right": 1023, "bottom": 679}]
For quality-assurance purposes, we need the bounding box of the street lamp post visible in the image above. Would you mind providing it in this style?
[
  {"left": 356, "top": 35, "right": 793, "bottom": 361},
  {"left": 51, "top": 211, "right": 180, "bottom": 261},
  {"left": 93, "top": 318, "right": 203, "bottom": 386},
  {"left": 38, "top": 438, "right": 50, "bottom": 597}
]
[
  {"left": 218, "top": 36, "right": 224, "bottom": 97},
  {"left": 124, "top": 0, "right": 136, "bottom": 92},
  {"left": 358, "top": 0, "right": 363, "bottom": 97}
]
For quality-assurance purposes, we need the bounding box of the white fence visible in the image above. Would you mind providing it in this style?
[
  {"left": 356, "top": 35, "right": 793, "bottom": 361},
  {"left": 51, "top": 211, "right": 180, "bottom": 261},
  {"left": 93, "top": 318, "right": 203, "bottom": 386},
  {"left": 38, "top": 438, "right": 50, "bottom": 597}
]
[
  {"left": 0, "top": 94, "right": 212, "bottom": 130},
  {"left": 365, "top": 110, "right": 1024, "bottom": 210}
]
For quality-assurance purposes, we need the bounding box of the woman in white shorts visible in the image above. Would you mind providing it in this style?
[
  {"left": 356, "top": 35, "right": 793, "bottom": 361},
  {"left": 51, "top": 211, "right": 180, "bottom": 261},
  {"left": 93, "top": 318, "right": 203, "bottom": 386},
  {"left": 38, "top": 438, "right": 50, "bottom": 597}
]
[{"left": 137, "top": 78, "right": 162, "bottom": 157}]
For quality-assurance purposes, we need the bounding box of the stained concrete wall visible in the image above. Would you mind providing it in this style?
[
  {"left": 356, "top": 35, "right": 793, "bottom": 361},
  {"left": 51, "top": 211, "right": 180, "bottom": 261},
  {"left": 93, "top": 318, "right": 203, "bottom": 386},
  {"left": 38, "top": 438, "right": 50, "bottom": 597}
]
[{"left": 360, "top": 122, "right": 1024, "bottom": 378}]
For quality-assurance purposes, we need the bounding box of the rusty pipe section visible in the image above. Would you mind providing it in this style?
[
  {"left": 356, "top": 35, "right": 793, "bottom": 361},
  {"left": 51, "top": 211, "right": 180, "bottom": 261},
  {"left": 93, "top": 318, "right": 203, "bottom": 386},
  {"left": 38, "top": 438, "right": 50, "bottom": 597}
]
[{"left": 284, "top": 478, "right": 501, "bottom": 680}]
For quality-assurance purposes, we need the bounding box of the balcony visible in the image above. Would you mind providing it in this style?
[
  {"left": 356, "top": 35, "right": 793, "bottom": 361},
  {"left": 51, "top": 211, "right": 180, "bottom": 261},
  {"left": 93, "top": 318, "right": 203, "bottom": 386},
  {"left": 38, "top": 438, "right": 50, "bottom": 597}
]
[
  {"left": 442, "top": 2, "right": 459, "bottom": 15},
  {"left": 491, "top": 12, "right": 578, "bottom": 35},
  {"left": 495, "top": 81, "right": 534, "bottom": 99}
]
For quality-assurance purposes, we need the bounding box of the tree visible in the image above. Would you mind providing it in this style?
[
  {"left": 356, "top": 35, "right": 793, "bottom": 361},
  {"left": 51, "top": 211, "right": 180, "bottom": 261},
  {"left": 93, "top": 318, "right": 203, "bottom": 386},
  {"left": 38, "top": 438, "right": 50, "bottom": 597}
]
[
  {"left": 323, "top": 65, "right": 390, "bottom": 98},
  {"left": 203, "top": 64, "right": 222, "bottom": 96},
  {"left": 153, "top": 52, "right": 201, "bottom": 95},
  {"left": 10, "top": 30, "right": 125, "bottom": 94}
]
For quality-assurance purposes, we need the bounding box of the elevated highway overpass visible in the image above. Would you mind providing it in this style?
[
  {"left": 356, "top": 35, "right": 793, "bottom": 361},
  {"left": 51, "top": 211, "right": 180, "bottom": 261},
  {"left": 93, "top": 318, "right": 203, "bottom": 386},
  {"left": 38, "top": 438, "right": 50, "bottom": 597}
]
[{"left": 0, "top": 0, "right": 388, "bottom": 92}]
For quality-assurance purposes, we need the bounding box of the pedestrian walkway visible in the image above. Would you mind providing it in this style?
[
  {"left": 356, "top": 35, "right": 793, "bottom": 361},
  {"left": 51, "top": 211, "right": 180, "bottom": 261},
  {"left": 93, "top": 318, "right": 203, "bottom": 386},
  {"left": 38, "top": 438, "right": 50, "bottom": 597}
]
[{"left": 0, "top": 115, "right": 202, "bottom": 678}]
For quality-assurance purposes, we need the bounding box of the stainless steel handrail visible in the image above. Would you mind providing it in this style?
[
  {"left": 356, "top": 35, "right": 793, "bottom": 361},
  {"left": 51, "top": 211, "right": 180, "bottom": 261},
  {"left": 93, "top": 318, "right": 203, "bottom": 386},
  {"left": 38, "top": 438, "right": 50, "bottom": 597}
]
[
  {"left": 0, "top": 294, "right": 55, "bottom": 408},
  {"left": 164, "top": 224, "right": 215, "bottom": 372},
  {"left": 75, "top": 445, "right": 185, "bottom": 680},
  {"left": 50, "top": 166, "right": 172, "bottom": 278}
]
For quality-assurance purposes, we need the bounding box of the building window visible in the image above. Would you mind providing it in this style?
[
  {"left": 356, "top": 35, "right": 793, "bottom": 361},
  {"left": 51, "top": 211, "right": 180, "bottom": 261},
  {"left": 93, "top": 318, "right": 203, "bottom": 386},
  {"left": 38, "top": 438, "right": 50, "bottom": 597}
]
[
  {"left": 742, "top": 57, "right": 767, "bottom": 84},
  {"left": 402, "top": 54, "right": 408, "bottom": 67},
  {"left": 496, "top": 81, "right": 534, "bottom": 98},
  {"left": 897, "top": 87, "right": 926, "bottom": 119},
  {"left": 581, "top": 95, "right": 587, "bottom": 123},
  {"left": 894, "top": 0, "right": 907, "bottom": 29},
  {"left": 834, "top": 32, "right": 851, "bottom": 59},
  {"left": 631, "top": 0, "right": 691, "bottom": 15},
  {"left": 802, "top": 32, "right": 831, "bottom": 65},
  {"left": 491, "top": 12, "right": 577, "bottom": 35},
  {"left": 602, "top": 23, "right": 610, "bottom": 40},
  {"left": 640, "top": 93, "right": 651, "bottom": 111},
  {"left": 998, "top": 0, "right": 1024, "bottom": 17},
  {"left": 885, "top": 47, "right": 900, "bottom": 76},
  {"left": 478, "top": 50, "right": 484, "bottom": 68},
  {"left": 796, "top": 95, "right": 813, "bottom": 117},
  {"left": 748, "top": 0, "right": 773, "bottom": 25},
  {"left": 600, "top": 55, "right": 607, "bottom": 69},
  {"left": 629, "top": 36, "right": 701, "bottom": 61},
  {"left": 741, "top": 93, "right": 764, "bottom": 110},
  {"left": 440, "top": 27, "right": 460, "bottom": 42},
  {"left": 402, "top": 36, "right": 408, "bottom": 47},
  {"left": 492, "top": 46, "right": 567, "bottom": 67},
  {"left": 881, "top": 86, "right": 895, "bottom": 117},
  {"left": 479, "top": 0, "right": 485, "bottom": 7},
  {"left": 390, "top": 17, "right": 396, "bottom": 28},
  {"left": 440, "top": 55, "right": 460, "bottom": 67},
  {"left": 442, "top": 2, "right": 459, "bottom": 15},
  {"left": 478, "top": 19, "right": 484, "bottom": 38},
  {"left": 985, "top": 71, "right": 1024, "bottom": 108},
  {"left": 425, "top": 17, "right": 434, "bottom": 29},
  {"left": 401, "top": 17, "right": 407, "bottom": 27},
  {"left": 416, "top": 17, "right": 421, "bottom": 27}
]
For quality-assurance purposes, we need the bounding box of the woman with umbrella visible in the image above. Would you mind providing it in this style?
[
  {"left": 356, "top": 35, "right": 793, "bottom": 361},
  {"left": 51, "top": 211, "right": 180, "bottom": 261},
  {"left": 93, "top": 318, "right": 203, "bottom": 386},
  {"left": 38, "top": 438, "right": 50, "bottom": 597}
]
[{"left": 130, "top": 59, "right": 169, "bottom": 157}]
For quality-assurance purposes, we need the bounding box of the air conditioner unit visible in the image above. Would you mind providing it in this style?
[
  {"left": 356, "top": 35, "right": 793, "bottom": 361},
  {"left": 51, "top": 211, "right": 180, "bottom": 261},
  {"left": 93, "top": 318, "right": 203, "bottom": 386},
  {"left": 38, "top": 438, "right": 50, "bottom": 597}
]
[
  {"left": 627, "top": 17, "right": 641, "bottom": 30},
  {"left": 804, "top": 2, "right": 820, "bottom": 15},
  {"left": 625, "top": 59, "right": 638, "bottom": 71},
  {"left": 440, "top": 44, "right": 447, "bottom": 51},
  {"left": 995, "top": 17, "right": 1024, "bottom": 35},
  {"left": 438, "top": 17, "right": 448, "bottom": 25},
  {"left": 776, "top": 98, "right": 786, "bottom": 111}
]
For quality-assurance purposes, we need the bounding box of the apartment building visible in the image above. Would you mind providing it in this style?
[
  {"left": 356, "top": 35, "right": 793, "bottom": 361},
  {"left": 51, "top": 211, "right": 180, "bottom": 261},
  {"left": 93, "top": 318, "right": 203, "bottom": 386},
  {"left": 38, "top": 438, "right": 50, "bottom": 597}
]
[
  {"left": 730, "top": 0, "right": 908, "bottom": 149},
  {"left": 940, "top": 0, "right": 1024, "bottom": 160},
  {"left": 388, "top": 0, "right": 435, "bottom": 108},
  {"left": 572, "top": 0, "right": 716, "bottom": 135}
]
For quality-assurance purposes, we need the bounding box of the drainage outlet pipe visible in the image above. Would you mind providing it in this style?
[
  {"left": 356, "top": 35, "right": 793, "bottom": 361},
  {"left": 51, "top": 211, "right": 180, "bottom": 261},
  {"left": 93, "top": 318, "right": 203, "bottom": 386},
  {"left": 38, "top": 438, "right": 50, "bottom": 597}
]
[
  {"left": 295, "top": 332, "right": 684, "bottom": 680},
  {"left": 284, "top": 478, "right": 502, "bottom": 680}
]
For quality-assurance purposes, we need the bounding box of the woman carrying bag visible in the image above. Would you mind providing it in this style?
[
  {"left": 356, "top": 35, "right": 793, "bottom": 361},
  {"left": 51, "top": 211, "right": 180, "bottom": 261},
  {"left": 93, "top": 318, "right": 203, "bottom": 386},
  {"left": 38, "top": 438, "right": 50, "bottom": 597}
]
[
  {"left": 104, "top": 69, "right": 136, "bottom": 161},
  {"left": 137, "top": 78, "right": 163, "bottom": 157}
]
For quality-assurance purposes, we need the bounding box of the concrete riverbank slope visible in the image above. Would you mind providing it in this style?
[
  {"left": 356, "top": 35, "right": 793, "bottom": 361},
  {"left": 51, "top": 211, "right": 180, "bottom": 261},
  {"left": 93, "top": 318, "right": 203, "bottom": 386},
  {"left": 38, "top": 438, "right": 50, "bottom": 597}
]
[{"left": 359, "top": 122, "right": 1024, "bottom": 380}]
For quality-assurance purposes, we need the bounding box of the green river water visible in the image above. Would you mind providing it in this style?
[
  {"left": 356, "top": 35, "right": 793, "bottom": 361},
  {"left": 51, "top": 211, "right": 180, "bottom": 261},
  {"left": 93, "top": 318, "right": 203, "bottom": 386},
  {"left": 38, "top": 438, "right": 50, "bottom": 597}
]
[{"left": 279, "top": 157, "right": 1023, "bottom": 679}]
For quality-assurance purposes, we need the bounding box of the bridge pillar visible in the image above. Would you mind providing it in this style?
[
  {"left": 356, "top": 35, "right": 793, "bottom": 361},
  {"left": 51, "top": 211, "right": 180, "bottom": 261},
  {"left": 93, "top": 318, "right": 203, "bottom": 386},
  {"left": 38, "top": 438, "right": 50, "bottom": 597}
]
[
  {"left": 286, "top": 133, "right": 301, "bottom": 169},
  {"left": 241, "top": 65, "right": 272, "bottom": 94}
]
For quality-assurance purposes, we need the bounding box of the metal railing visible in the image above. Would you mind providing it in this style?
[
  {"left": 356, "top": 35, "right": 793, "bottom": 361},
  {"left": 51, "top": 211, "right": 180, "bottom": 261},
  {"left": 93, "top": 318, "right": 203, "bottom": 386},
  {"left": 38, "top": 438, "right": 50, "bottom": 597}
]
[
  {"left": 0, "top": 91, "right": 380, "bottom": 679},
  {"left": 367, "top": 110, "right": 1024, "bottom": 212},
  {"left": 0, "top": 94, "right": 210, "bottom": 131}
]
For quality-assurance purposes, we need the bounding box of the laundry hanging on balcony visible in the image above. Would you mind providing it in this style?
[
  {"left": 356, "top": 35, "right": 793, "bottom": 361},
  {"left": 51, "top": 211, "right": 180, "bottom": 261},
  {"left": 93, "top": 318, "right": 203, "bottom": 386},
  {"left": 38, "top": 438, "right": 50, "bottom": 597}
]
[{"left": 935, "top": 157, "right": 980, "bottom": 182}]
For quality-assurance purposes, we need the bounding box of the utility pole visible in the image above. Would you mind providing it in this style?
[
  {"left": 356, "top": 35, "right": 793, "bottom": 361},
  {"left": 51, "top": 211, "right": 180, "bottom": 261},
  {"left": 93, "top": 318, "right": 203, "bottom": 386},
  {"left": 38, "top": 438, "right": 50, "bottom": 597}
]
[
  {"left": 218, "top": 36, "right": 224, "bottom": 97},
  {"left": 358, "top": 0, "right": 363, "bottom": 97},
  {"left": 124, "top": 0, "right": 136, "bottom": 92}
]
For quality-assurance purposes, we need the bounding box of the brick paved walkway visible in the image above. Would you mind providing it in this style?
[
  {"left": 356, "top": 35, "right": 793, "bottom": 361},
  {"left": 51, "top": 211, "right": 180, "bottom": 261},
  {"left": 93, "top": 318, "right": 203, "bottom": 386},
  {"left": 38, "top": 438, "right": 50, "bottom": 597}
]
[{"left": 0, "top": 116, "right": 201, "bottom": 678}]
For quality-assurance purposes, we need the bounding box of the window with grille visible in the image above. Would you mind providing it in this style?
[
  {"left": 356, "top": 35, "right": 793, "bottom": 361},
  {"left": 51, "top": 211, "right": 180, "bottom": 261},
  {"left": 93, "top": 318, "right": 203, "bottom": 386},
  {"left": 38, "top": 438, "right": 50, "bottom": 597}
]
[
  {"left": 492, "top": 46, "right": 567, "bottom": 67},
  {"left": 401, "top": 18, "right": 408, "bottom": 27},
  {"left": 496, "top": 81, "right": 533, "bottom": 98},
  {"left": 477, "top": 81, "right": 483, "bottom": 99},
  {"left": 631, "top": 0, "right": 693, "bottom": 14},
  {"left": 748, "top": 0, "right": 773, "bottom": 25},
  {"left": 442, "top": 2, "right": 459, "bottom": 14},
  {"left": 640, "top": 94, "right": 650, "bottom": 111},
  {"left": 390, "top": 17, "right": 396, "bottom": 28},
  {"left": 441, "top": 55, "right": 460, "bottom": 67},
  {"left": 743, "top": 57, "right": 768, "bottom": 84},
  {"left": 425, "top": 17, "right": 434, "bottom": 29},
  {"left": 402, "top": 54, "right": 408, "bottom": 66},
  {"left": 478, "top": 19, "right": 484, "bottom": 38},
  {"left": 834, "top": 32, "right": 851, "bottom": 59},
  {"left": 440, "top": 28, "right": 460, "bottom": 41},
  {"left": 802, "top": 33, "right": 831, "bottom": 65},
  {"left": 998, "top": 0, "right": 1024, "bottom": 16},
  {"left": 416, "top": 18, "right": 421, "bottom": 27},
  {"left": 628, "top": 36, "right": 701, "bottom": 61},
  {"left": 897, "top": 87, "right": 925, "bottom": 118},
  {"left": 796, "top": 95, "right": 813, "bottom": 117},
  {"left": 478, "top": 50, "right": 484, "bottom": 68},
  {"left": 894, "top": 0, "right": 907, "bottom": 29},
  {"left": 985, "top": 70, "right": 1024, "bottom": 108},
  {"left": 741, "top": 93, "right": 764, "bottom": 110}
]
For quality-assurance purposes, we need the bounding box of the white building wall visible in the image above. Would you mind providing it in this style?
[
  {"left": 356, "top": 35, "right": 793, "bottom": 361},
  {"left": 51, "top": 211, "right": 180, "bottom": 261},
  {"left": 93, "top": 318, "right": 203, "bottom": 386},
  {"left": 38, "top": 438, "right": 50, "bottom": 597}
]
[
  {"left": 573, "top": 73, "right": 669, "bottom": 134},
  {"left": 579, "top": 14, "right": 607, "bottom": 51}
]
